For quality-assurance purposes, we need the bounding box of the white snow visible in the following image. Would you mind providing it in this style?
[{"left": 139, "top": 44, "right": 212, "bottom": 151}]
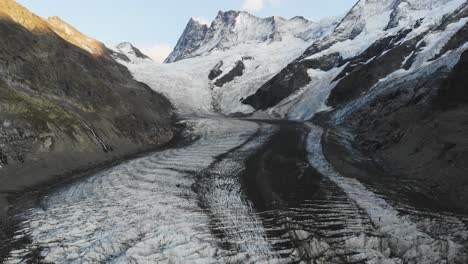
[
  {"left": 124, "top": 34, "right": 331, "bottom": 115},
  {"left": 113, "top": 42, "right": 152, "bottom": 64}
]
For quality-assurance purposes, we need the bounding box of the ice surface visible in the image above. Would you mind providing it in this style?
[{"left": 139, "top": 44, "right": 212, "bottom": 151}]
[
  {"left": 306, "top": 124, "right": 468, "bottom": 263},
  {"left": 6, "top": 118, "right": 280, "bottom": 263}
]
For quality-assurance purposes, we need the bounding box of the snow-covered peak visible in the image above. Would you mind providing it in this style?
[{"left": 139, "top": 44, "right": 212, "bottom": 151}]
[
  {"left": 203, "top": 10, "right": 276, "bottom": 49},
  {"left": 165, "top": 10, "right": 336, "bottom": 63},
  {"left": 113, "top": 42, "right": 151, "bottom": 63},
  {"left": 332, "top": 0, "right": 396, "bottom": 40},
  {"left": 331, "top": 0, "right": 462, "bottom": 40},
  {"left": 301, "top": 0, "right": 466, "bottom": 60},
  {"left": 116, "top": 42, "right": 150, "bottom": 59},
  {"left": 386, "top": 0, "right": 459, "bottom": 29},
  {"left": 164, "top": 17, "right": 210, "bottom": 63}
]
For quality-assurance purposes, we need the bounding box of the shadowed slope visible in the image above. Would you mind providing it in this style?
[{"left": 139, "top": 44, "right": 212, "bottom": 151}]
[{"left": 0, "top": 0, "right": 174, "bottom": 255}]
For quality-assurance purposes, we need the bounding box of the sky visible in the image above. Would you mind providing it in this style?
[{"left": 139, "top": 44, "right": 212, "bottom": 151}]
[{"left": 17, "top": 0, "right": 357, "bottom": 62}]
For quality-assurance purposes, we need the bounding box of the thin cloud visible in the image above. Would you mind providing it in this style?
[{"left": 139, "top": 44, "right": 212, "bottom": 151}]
[
  {"left": 141, "top": 44, "right": 173, "bottom": 63},
  {"left": 242, "top": 0, "right": 264, "bottom": 12},
  {"left": 242, "top": 0, "right": 283, "bottom": 12},
  {"left": 192, "top": 17, "right": 210, "bottom": 26}
]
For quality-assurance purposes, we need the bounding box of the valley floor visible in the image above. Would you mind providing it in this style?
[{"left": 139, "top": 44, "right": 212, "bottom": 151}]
[{"left": 2, "top": 116, "right": 468, "bottom": 263}]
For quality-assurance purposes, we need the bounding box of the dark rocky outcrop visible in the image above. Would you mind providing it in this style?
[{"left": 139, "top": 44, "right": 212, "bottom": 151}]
[
  {"left": 240, "top": 52, "right": 344, "bottom": 111},
  {"left": 432, "top": 23, "right": 468, "bottom": 61},
  {"left": 242, "top": 62, "right": 311, "bottom": 110},
  {"left": 208, "top": 60, "right": 223, "bottom": 80},
  {"left": 327, "top": 33, "right": 421, "bottom": 107},
  {"left": 302, "top": 52, "right": 345, "bottom": 71},
  {"left": 276, "top": 1, "right": 468, "bottom": 216},
  {"left": 108, "top": 49, "right": 132, "bottom": 63},
  {"left": 325, "top": 49, "right": 468, "bottom": 214},
  {"left": 434, "top": 49, "right": 468, "bottom": 110},
  {"left": 214, "top": 60, "right": 245, "bottom": 87},
  {"left": 240, "top": 1, "right": 410, "bottom": 112},
  {"left": 0, "top": 0, "right": 174, "bottom": 237}
]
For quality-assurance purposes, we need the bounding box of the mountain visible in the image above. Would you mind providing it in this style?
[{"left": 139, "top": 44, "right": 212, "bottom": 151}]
[
  {"left": 0, "top": 0, "right": 174, "bottom": 225},
  {"left": 45, "top": 17, "right": 152, "bottom": 64},
  {"left": 164, "top": 17, "right": 209, "bottom": 63},
  {"left": 240, "top": 0, "right": 468, "bottom": 213},
  {"left": 111, "top": 42, "right": 152, "bottom": 63},
  {"left": 121, "top": 11, "right": 338, "bottom": 114},
  {"left": 243, "top": 0, "right": 465, "bottom": 115},
  {"left": 121, "top": 0, "right": 468, "bottom": 212},
  {"left": 165, "top": 11, "right": 332, "bottom": 63}
]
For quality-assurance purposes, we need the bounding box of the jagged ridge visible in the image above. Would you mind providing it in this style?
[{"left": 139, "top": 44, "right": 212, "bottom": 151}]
[{"left": 165, "top": 10, "right": 323, "bottom": 63}]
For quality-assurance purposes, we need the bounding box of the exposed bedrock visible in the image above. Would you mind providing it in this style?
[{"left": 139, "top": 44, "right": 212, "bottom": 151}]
[
  {"left": 325, "top": 49, "right": 468, "bottom": 214},
  {"left": 208, "top": 60, "right": 224, "bottom": 80},
  {"left": 214, "top": 60, "right": 245, "bottom": 87},
  {"left": 242, "top": 62, "right": 311, "bottom": 110},
  {"left": 241, "top": 26, "right": 416, "bottom": 111}
]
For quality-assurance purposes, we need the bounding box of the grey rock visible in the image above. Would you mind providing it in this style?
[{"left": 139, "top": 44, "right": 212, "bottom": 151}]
[
  {"left": 214, "top": 60, "right": 245, "bottom": 87},
  {"left": 208, "top": 60, "right": 224, "bottom": 80},
  {"left": 302, "top": 52, "right": 345, "bottom": 71},
  {"left": 165, "top": 18, "right": 209, "bottom": 63},
  {"left": 242, "top": 62, "right": 311, "bottom": 110}
]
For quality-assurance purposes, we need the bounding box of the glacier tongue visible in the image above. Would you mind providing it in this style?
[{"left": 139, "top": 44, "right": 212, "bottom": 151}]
[
  {"left": 6, "top": 118, "right": 279, "bottom": 263},
  {"left": 6, "top": 117, "right": 468, "bottom": 263}
]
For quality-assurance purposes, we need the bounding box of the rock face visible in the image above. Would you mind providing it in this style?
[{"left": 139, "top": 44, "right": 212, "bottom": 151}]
[
  {"left": 335, "top": 49, "right": 468, "bottom": 214},
  {"left": 214, "top": 60, "right": 245, "bottom": 87},
  {"left": 208, "top": 60, "right": 224, "bottom": 80},
  {"left": 326, "top": 29, "right": 418, "bottom": 107},
  {"left": 164, "top": 18, "right": 209, "bottom": 63},
  {"left": 243, "top": 62, "right": 311, "bottom": 110},
  {"left": 321, "top": 2, "right": 468, "bottom": 213},
  {"left": 0, "top": 0, "right": 174, "bottom": 220}
]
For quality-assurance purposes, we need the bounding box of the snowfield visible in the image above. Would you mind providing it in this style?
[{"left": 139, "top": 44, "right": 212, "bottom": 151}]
[
  {"left": 125, "top": 36, "right": 315, "bottom": 115},
  {"left": 115, "top": 13, "right": 339, "bottom": 116}
]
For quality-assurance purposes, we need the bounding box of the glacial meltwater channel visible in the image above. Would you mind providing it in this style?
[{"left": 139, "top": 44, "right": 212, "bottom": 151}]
[{"left": 4, "top": 117, "right": 468, "bottom": 263}]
